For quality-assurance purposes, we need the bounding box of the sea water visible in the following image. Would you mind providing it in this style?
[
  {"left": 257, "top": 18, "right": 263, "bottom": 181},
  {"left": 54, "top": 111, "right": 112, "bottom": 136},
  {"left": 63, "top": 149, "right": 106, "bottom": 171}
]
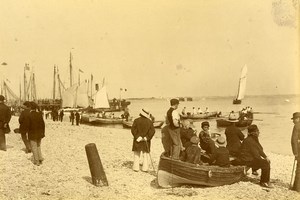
[{"left": 125, "top": 95, "right": 300, "bottom": 156}]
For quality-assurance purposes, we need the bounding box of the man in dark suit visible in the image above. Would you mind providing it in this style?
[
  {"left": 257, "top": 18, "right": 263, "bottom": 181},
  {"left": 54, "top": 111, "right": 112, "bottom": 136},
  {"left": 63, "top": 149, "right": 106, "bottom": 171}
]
[
  {"left": 131, "top": 108, "right": 155, "bottom": 172},
  {"left": 291, "top": 112, "right": 300, "bottom": 192},
  {"left": 0, "top": 95, "right": 11, "bottom": 151},
  {"left": 225, "top": 121, "right": 245, "bottom": 157},
  {"left": 19, "top": 101, "right": 32, "bottom": 153}
]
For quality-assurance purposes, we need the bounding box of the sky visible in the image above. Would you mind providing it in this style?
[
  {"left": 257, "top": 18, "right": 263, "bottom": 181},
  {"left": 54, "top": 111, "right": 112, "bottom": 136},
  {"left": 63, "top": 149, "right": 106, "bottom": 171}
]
[{"left": 0, "top": 0, "right": 299, "bottom": 99}]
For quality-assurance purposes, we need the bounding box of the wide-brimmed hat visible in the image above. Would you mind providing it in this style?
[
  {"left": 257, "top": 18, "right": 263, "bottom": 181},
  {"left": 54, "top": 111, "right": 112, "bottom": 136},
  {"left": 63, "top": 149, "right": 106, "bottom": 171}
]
[
  {"left": 170, "top": 98, "right": 179, "bottom": 106},
  {"left": 190, "top": 136, "right": 200, "bottom": 144},
  {"left": 216, "top": 136, "right": 226, "bottom": 147},
  {"left": 140, "top": 108, "right": 150, "bottom": 119},
  {"left": 291, "top": 112, "right": 300, "bottom": 120}
]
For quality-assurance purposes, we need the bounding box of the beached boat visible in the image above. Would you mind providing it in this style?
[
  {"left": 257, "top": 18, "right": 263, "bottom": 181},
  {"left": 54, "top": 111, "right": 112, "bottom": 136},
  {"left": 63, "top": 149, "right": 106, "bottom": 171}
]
[
  {"left": 181, "top": 111, "right": 219, "bottom": 119},
  {"left": 216, "top": 118, "right": 253, "bottom": 127},
  {"left": 90, "top": 116, "right": 124, "bottom": 124},
  {"left": 157, "top": 154, "right": 246, "bottom": 188},
  {"left": 122, "top": 120, "right": 164, "bottom": 128},
  {"left": 233, "top": 64, "right": 247, "bottom": 104}
]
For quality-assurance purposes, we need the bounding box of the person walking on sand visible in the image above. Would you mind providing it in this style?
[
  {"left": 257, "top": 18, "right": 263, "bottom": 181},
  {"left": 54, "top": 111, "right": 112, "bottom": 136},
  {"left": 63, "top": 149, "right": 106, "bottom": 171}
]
[
  {"left": 238, "top": 124, "right": 273, "bottom": 188},
  {"left": 0, "top": 95, "right": 11, "bottom": 151},
  {"left": 28, "top": 102, "right": 45, "bottom": 166},
  {"left": 59, "top": 110, "right": 64, "bottom": 122},
  {"left": 131, "top": 108, "right": 155, "bottom": 172},
  {"left": 18, "top": 101, "right": 32, "bottom": 153},
  {"left": 70, "top": 111, "right": 75, "bottom": 125},
  {"left": 166, "top": 98, "right": 183, "bottom": 160},
  {"left": 75, "top": 111, "right": 80, "bottom": 126},
  {"left": 291, "top": 112, "right": 300, "bottom": 192}
]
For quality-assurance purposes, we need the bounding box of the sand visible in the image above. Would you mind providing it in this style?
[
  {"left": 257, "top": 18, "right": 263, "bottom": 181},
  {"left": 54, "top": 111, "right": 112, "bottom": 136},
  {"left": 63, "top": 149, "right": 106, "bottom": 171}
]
[{"left": 0, "top": 116, "right": 299, "bottom": 200}]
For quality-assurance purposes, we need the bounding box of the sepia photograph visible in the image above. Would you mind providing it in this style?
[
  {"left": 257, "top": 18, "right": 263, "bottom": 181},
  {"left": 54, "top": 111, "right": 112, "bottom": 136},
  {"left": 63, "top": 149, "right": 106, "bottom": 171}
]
[{"left": 0, "top": 0, "right": 299, "bottom": 199}]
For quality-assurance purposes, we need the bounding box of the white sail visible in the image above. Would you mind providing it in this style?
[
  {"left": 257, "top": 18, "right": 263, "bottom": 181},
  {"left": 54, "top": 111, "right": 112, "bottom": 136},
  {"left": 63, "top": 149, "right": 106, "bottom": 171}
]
[
  {"left": 236, "top": 64, "right": 247, "bottom": 100},
  {"left": 61, "top": 84, "right": 78, "bottom": 108},
  {"left": 76, "top": 82, "right": 89, "bottom": 108},
  {"left": 93, "top": 86, "right": 110, "bottom": 109}
]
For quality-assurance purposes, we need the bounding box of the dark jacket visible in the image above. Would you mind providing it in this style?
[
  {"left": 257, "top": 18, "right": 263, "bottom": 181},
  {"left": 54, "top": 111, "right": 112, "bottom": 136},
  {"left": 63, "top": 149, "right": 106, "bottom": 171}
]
[
  {"left": 19, "top": 109, "right": 30, "bottom": 134},
  {"left": 166, "top": 107, "right": 179, "bottom": 130},
  {"left": 225, "top": 125, "right": 245, "bottom": 156},
  {"left": 210, "top": 146, "right": 230, "bottom": 167},
  {"left": 185, "top": 144, "right": 202, "bottom": 164},
  {"left": 131, "top": 116, "right": 155, "bottom": 153},
  {"left": 291, "top": 123, "right": 300, "bottom": 158},
  {"left": 239, "top": 135, "right": 267, "bottom": 163},
  {"left": 28, "top": 111, "right": 45, "bottom": 140},
  {"left": 180, "top": 127, "right": 196, "bottom": 148},
  {"left": 0, "top": 103, "right": 11, "bottom": 130},
  {"left": 199, "top": 131, "right": 216, "bottom": 156}
]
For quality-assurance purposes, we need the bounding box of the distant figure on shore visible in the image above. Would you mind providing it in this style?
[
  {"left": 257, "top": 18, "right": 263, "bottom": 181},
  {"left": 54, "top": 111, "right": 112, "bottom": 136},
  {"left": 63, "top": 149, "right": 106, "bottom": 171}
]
[
  {"left": 18, "top": 101, "right": 32, "bottom": 153},
  {"left": 237, "top": 124, "right": 273, "bottom": 188},
  {"left": 28, "top": 102, "right": 45, "bottom": 166},
  {"left": 70, "top": 111, "right": 75, "bottom": 125},
  {"left": 131, "top": 108, "right": 155, "bottom": 172},
  {"left": 204, "top": 107, "right": 209, "bottom": 113},
  {"left": 224, "top": 121, "right": 244, "bottom": 157},
  {"left": 210, "top": 136, "right": 230, "bottom": 167},
  {"left": 0, "top": 95, "right": 12, "bottom": 151},
  {"left": 197, "top": 107, "right": 202, "bottom": 114},
  {"left": 122, "top": 107, "right": 130, "bottom": 121},
  {"left": 59, "top": 110, "right": 64, "bottom": 122},
  {"left": 291, "top": 112, "right": 300, "bottom": 192},
  {"left": 75, "top": 111, "right": 80, "bottom": 126},
  {"left": 192, "top": 107, "right": 197, "bottom": 115},
  {"left": 166, "top": 99, "right": 182, "bottom": 160}
]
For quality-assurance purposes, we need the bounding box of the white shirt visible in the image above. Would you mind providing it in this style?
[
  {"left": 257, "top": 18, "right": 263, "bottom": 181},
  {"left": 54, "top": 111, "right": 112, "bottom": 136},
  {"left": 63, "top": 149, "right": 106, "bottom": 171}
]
[{"left": 172, "top": 109, "right": 181, "bottom": 127}]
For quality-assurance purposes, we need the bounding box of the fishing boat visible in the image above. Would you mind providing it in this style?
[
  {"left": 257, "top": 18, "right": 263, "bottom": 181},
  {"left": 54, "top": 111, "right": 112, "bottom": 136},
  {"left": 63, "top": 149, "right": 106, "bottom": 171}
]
[
  {"left": 122, "top": 120, "right": 164, "bottom": 128},
  {"left": 181, "top": 111, "right": 219, "bottom": 120},
  {"left": 157, "top": 153, "right": 246, "bottom": 188},
  {"left": 216, "top": 118, "right": 253, "bottom": 127},
  {"left": 233, "top": 65, "right": 247, "bottom": 104}
]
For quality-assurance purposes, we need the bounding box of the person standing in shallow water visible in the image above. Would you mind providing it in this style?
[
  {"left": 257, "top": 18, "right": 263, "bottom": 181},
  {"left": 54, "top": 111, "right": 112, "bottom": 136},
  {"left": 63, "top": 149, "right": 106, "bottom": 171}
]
[
  {"left": 18, "top": 101, "right": 32, "bottom": 153},
  {"left": 28, "top": 102, "right": 45, "bottom": 166},
  {"left": 131, "top": 108, "right": 155, "bottom": 172},
  {"left": 0, "top": 95, "right": 11, "bottom": 151},
  {"left": 291, "top": 112, "right": 300, "bottom": 192}
]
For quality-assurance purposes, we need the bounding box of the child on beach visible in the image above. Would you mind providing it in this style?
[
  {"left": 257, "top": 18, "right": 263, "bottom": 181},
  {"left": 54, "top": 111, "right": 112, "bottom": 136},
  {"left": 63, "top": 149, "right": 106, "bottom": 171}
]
[
  {"left": 210, "top": 136, "right": 230, "bottom": 167},
  {"left": 185, "top": 136, "right": 203, "bottom": 165}
]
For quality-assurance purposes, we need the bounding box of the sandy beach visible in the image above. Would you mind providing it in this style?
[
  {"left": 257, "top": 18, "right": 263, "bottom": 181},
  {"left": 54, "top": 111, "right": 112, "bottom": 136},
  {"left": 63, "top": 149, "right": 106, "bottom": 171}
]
[{"left": 0, "top": 116, "right": 299, "bottom": 200}]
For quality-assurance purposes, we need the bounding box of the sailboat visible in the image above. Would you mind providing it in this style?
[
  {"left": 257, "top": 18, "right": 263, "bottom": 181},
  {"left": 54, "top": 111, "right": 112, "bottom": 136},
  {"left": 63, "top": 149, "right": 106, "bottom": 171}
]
[{"left": 233, "top": 64, "right": 247, "bottom": 104}]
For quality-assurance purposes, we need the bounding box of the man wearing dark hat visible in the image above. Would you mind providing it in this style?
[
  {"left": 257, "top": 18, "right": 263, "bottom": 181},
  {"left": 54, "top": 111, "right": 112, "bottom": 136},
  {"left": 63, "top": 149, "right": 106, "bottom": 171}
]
[
  {"left": 291, "top": 112, "right": 300, "bottom": 192},
  {"left": 18, "top": 101, "right": 32, "bottom": 153},
  {"left": 238, "top": 124, "right": 272, "bottom": 188},
  {"left": 166, "top": 98, "right": 182, "bottom": 160},
  {"left": 0, "top": 95, "right": 11, "bottom": 151}
]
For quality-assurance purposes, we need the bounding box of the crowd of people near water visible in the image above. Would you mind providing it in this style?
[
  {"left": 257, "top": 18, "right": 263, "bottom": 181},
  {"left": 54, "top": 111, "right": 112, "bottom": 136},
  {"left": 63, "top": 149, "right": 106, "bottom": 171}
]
[
  {"left": 1, "top": 94, "right": 300, "bottom": 192},
  {"left": 129, "top": 98, "right": 300, "bottom": 192}
]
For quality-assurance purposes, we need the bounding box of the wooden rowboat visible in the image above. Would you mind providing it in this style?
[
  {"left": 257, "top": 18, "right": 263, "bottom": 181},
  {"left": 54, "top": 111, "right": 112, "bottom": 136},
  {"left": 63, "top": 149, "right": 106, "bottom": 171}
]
[
  {"left": 122, "top": 120, "right": 164, "bottom": 128},
  {"left": 157, "top": 154, "right": 246, "bottom": 188},
  {"left": 80, "top": 113, "right": 124, "bottom": 124},
  {"left": 181, "top": 111, "right": 219, "bottom": 120},
  {"left": 216, "top": 118, "right": 253, "bottom": 127}
]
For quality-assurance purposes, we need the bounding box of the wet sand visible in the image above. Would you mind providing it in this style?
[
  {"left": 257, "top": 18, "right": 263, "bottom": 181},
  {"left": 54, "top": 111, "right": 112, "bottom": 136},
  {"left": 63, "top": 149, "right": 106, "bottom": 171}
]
[{"left": 0, "top": 116, "right": 299, "bottom": 200}]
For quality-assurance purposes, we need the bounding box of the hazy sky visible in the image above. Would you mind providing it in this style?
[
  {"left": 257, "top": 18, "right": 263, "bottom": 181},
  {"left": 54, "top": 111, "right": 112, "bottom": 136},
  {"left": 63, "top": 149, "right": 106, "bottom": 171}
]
[{"left": 0, "top": 0, "right": 299, "bottom": 99}]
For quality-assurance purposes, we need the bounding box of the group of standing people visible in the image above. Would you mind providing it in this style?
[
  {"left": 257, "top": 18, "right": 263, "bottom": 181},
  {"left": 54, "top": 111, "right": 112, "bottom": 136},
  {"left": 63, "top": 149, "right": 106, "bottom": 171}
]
[
  {"left": 0, "top": 95, "right": 45, "bottom": 166},
  {"left": 69, "top": 111, "right": 81, "bottom": 125}
]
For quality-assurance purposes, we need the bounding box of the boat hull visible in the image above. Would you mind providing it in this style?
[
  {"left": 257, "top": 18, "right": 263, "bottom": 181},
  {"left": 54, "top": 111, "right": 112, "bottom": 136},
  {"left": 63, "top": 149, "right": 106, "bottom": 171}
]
[
  {"left": 181, "top": 111, "right": 218, "bottom": 120},
  {"left": 216, "top": 119, "right": 253, "bottom": 127},
  {"left": 157, "top": 154, "right": 246, "bottom": 188},
  {"left": 233, "top": 99, "right": 242, "bottom": 104}
]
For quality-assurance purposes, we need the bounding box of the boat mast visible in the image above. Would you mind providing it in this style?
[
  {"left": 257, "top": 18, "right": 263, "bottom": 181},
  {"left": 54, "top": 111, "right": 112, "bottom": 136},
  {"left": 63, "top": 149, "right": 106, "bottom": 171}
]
[
  {"left": 53, "top": 65, "right": 56, "bottom": 100},
  {"left": 24, "top": 63, "right": 28, "bottom": 101},
  {"left": 57, "top": 67, "right": 62, "bottom": 99},
  {"left": 69, "top": 52, "right": 73, "bottom": 87}
]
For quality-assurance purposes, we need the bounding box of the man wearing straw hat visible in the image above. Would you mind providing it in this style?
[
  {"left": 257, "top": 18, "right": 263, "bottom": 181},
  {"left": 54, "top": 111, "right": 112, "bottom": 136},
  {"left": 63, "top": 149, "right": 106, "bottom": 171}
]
[
  {"left": 0, "top": 95, "right": 11, "bottom": 151},
  {"left": 291, "top": 112, "right": 300, "bottom": 192},
  {"left": 131, "top": 108, "right": 155, "bottom": 172}
]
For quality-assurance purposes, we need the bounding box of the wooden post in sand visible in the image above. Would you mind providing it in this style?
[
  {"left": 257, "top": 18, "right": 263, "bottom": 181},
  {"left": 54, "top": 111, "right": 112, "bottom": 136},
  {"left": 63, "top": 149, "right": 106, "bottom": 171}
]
[{"left": 85, "top": 143, "right": 109, "bottom": 186}]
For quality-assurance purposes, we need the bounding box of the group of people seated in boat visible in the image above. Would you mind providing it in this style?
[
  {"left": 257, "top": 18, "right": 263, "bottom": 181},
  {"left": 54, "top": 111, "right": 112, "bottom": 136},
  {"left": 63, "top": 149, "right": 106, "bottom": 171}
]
[
  {"left": 228, "top": 107, "right": 253, "bottom": 121},
  {"left": 181, "top": 107, "right": 210, "bottom": 116}
]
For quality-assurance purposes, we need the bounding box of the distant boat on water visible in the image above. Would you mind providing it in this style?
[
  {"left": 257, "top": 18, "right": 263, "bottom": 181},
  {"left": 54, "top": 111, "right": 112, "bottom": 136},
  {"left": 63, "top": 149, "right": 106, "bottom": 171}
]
[{"left": 233, "top": 64, "right": 247, "bottom": 104}]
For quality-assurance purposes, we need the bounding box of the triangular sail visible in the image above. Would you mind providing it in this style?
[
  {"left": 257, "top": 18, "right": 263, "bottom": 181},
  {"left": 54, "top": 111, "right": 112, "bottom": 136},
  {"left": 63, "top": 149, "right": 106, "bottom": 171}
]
[
  {"left": 76, "top": 82, "right": 89, "bottom": 108},
  {"left": 236, "top": 64, "right": 247, "bottom": 100},
  {"left": 93, "top": 86, "right": 110, "bottom": 109},
  {"left": 61, "top": 84, "right": 78, "bottom": 108}
]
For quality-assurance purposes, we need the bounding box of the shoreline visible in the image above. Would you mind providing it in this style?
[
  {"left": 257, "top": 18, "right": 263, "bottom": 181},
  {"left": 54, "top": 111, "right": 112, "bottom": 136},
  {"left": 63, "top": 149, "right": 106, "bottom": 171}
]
[{"left": 0, "top": 116, "right": 299, "bottom": 200}]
